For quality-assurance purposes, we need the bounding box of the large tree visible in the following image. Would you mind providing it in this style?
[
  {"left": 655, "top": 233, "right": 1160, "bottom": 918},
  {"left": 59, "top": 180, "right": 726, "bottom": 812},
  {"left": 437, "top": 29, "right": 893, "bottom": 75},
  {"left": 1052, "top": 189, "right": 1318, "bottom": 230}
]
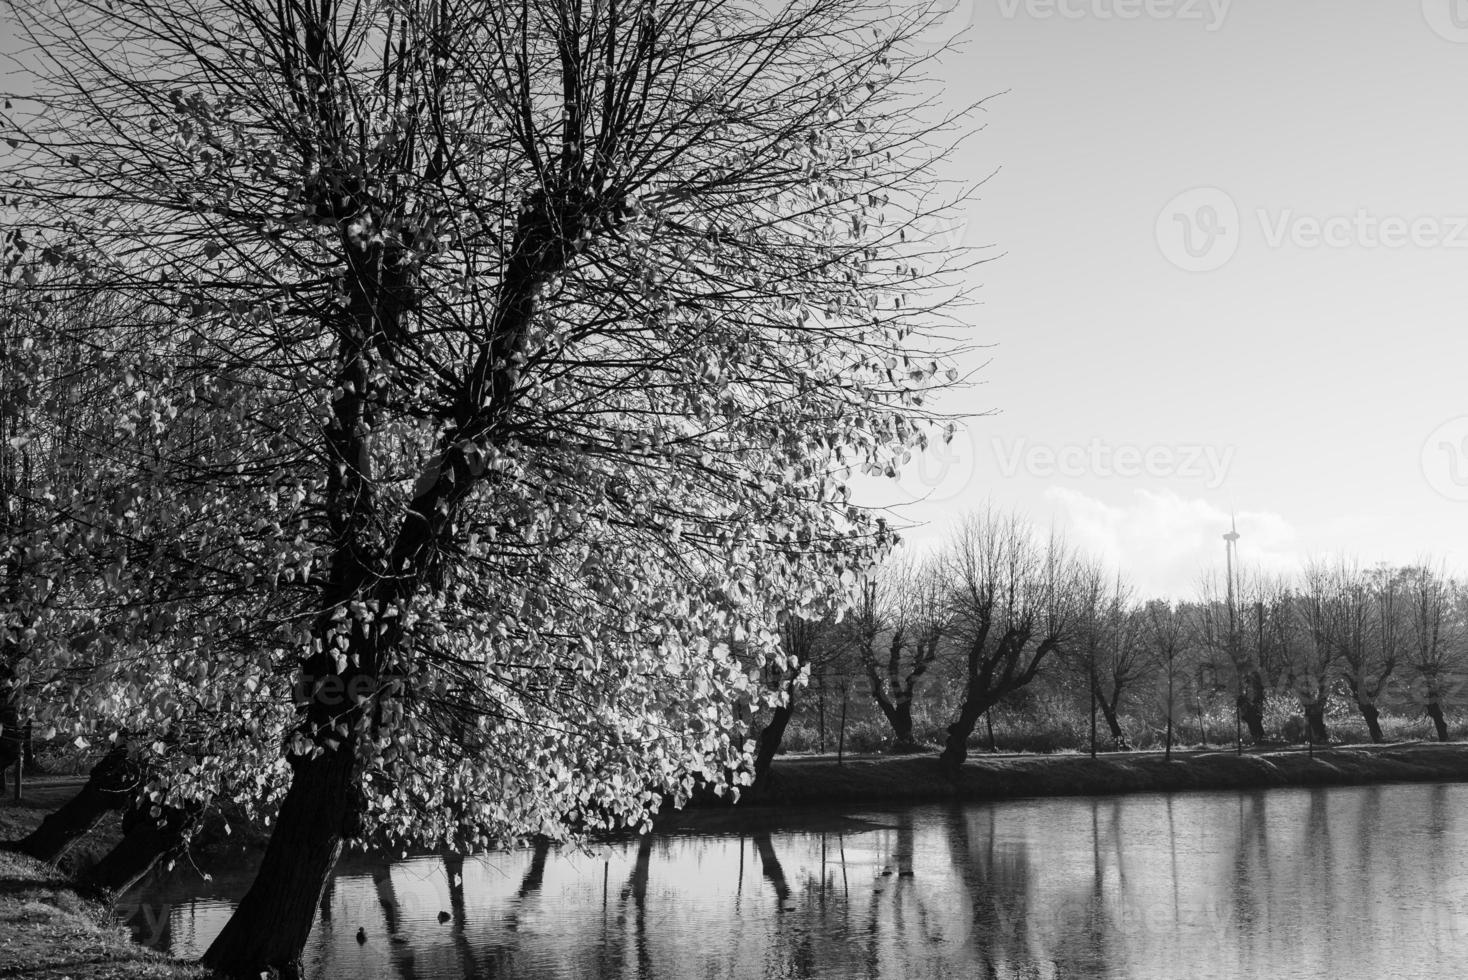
[
  {"left": 1140, "top": 598, "right": 1189, "bottom": 760},
  {"left": 1192, "top": 571, "right": 1268, "bottom": 744},
  {"left": 1329, "top": 561, "right": 1394, "bottom": 744},
  {"left": 1069, "top": 566, "right": 1144, "bottom": 752},
  {"left": 848, "top": 555, "right": 947, "bottom": 750},
  {"left": 937, "top": 509, "right": 1074, "bottom": 777},
  {"left": 0, "top": 0, "right": 967, "bottom": 973},
  {"left": 1291, "top": 564, "right": 1341, "bottom": 744},
  {"left": 1402, "top": 564, "right": 1461, "bottom": 742}
]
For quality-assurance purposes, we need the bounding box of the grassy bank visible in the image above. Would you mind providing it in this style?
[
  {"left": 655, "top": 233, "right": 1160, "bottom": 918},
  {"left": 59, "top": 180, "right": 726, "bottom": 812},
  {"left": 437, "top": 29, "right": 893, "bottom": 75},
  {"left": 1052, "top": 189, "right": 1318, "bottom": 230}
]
[
  {"left": 0, "top": 777, "right": 203, "bottom": 980},
  {"left": 736, "top": 741, "right": 1468, "bottom": 808},
  {"left": 0, "top": 849, "right": 204, "bottom": 979}
]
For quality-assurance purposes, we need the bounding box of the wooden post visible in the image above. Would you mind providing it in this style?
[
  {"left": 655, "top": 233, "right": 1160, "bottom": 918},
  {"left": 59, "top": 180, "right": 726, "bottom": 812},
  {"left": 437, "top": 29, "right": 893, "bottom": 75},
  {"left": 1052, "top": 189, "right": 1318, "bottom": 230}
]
[
  {"left": 1235, "top": 694, "right": 1242, "bottom": 755},
  {"left": 836, "top": 683, "right": 848, "bottom": 765},
  {"left": 1089, "top": 671, "right": 1098, "bottom": 759}
]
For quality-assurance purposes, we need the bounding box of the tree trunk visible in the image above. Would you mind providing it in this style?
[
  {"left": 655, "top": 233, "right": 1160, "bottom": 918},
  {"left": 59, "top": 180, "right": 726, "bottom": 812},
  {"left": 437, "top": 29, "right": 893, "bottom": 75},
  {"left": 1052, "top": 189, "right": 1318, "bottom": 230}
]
[
  {"left": 1164, "top": 672, "right": 1174, "bottom": 761},
  {"left": 1088, "top": 673, "right": 1097, "bottom": 759},
  {"left": 1345, "top": 677, "right": 1384, "bottom": 744},
  {"left": 865, "top": 665, "right": 909, "bottom": 748},
  {"left": 752, "top": 683, "right": 796, "bottom": 792},
  {"left": 817, "top": 682, "right": 826, "bottom": 755},
  {"left": 1237, "top": 692, "right": 1265, "bottom": 743},
  {"left": 1098, "top": 697, "right": 1125, "bottom": 746},
  {"left": 10, "top": 744, "right": 135, "bottom": 861},
  {"left": 1427, "top": 700, "right": 1450, "bottom": 742},
  {"left": 1303, "top": 701, "right": 1329, "bottom": 744},
  {"left": 939, "top": 692, "right": 991, "bottom": 779},
  {"left": 83, "top": 802, "right": 202, "bottom": 896},
  {"left": 888, "top": 700, "right": 916, "bottom": 751},
  {"left": 1356, "top": 700, "right": 1383, "bottom": 744},
  {"left": 200, "top": 746, "right": 359, "bottom": 978}
]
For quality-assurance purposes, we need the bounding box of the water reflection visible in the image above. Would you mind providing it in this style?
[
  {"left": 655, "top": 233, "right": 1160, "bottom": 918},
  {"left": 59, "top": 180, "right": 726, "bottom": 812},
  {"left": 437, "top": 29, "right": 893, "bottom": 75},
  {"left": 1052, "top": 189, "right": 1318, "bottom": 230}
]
[{"left": 120, "top": 783, "right": 1468, "bottom": 979}]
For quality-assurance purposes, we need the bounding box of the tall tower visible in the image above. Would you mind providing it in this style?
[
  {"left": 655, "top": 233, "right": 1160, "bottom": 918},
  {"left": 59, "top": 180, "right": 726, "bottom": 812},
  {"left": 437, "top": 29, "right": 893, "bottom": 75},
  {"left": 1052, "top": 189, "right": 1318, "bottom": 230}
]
[
  {"left": 1224, "top": 514, "right": 1243, "bottom": 751},
  {"left": 1223, "top": 514, "right": 1240, "bottom": 630}
]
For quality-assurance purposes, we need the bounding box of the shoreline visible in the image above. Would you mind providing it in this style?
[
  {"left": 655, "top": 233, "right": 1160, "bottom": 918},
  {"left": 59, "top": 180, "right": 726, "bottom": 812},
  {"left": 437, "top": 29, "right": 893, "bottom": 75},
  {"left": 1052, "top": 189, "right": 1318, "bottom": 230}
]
[
  {"left": 4, "top": 742, "right": 1467, "bottom": 975},
  {"left": 726, "top": 741, "right": 1468, "bottom": 810}
]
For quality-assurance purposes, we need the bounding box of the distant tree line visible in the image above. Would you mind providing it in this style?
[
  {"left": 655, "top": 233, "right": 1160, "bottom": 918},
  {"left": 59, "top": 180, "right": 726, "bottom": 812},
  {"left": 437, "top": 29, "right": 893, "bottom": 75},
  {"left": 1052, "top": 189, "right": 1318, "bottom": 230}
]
[{"left": 751, "top": 513, "right": 1468, "bottom": 766}]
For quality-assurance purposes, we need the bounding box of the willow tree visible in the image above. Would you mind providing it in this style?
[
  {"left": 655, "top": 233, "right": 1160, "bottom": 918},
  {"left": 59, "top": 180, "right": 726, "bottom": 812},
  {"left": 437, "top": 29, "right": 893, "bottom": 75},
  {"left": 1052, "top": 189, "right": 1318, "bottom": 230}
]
[
  {"left": 1070, "top": 568, "right": 1144, "bottom": 753},
  {"left": 843, "top": 555, "right": 946, "bottom": 750},
  {"left": 938, "top": 509, "right": 1075, "bottom": 776},
  {"left": 1, "top": 0, "right": 968, "bottom": 973},
  {"left": 1402, "top": 564, "right": 1461, "bottom": 742}
]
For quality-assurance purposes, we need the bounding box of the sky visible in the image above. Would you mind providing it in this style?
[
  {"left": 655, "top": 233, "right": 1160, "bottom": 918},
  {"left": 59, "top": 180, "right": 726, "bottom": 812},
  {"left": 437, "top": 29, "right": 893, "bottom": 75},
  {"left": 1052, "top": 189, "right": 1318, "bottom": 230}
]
[{"left": 857, "top": 0, "right": 1468, "bottom": 598}]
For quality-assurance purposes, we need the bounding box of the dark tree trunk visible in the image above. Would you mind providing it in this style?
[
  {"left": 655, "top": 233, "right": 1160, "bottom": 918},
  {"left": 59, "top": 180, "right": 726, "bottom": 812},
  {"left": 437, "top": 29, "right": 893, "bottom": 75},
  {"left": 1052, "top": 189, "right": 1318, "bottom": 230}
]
[
  {"left": 0, "top": 698, "right": 21, "bottom": 790},
  {"left": 1303, "top": 701, "right": 1329, "bottom": 744},
  {"left": 1237, "top": 692, "right": 1265, "bottom": 743},
  {"left": 887, "top": 701, "right": 915, "bottom": 750},
  {"left": 1357, "top": 701, "right": 1383, "bottom": 744},
  {"left": 200, "top": 746, "right": 359, "bottom": 978},
  {"left": 83, "top": 802, "right": 202, "bottom": 896},
  {"left": 752, "top": 682, "right": 796, "bottom": 792},
  {"left": 866, "top": 664, "right": 915, "bottom": 749},
  {"left": 10, "top": 744, "right": 136, "bottom": 861},
  {"left": 1427, "top": 700, "right": 1450, "bottom": 742},
  {"left": 940, "top": 631, "right": 1052, "bottom": 778},
  {"left": 22, "top": 722, "right": 45, "bottom": 775},
  {"left": 1345, "top": 677, "right": 1384, "bottom": 744},
  {"left": 939, "top": 692, "right": 992, "bottom": 779},
  {"left": 1164, "top": 672, "right": 1175, "bottom": 761},
  {"left": 1098, "top": 698, "right": 1125, "bottom": 746}
]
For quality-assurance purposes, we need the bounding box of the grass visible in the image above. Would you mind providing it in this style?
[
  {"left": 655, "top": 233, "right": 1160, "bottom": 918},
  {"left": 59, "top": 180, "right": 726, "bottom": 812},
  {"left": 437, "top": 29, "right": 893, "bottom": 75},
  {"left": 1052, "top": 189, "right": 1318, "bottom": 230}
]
[
  {"left": 738, "top": 741, "right": 1468, "bottom": 808},
  {"left": 0, "top": 850, "right": 205, "bottom": 980},
  {"left": 0, "top": 778, "right": 204, "bottom": 980}
]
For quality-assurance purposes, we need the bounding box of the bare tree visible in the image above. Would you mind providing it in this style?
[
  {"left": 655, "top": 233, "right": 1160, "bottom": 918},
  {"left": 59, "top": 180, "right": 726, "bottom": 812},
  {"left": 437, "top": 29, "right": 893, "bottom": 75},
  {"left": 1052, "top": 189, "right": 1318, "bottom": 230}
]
[
  {"left": 1403, "top": 564, "right": 1462, "bottom": 742},
  {"left": 1331, "top": 561, "right": 1393, "bottom": 743},
  {"left": 1142, "top": 599, "right": 1189, "bottom": 760},
  {"left": 849, "top": 556, "right": 947, "bottom": 751},
  {"left": 1282, "top": 566, "right": 1337, "bottom": 744},
  {"left": 1192, "top": 572, "right": 1267, "bottom": 744},
  {"left": 937, "top": 510, "right": 1074, "bottom": 777},
  {"left": 1071, "top": 567, "right": 1146, "bottom": 752}
]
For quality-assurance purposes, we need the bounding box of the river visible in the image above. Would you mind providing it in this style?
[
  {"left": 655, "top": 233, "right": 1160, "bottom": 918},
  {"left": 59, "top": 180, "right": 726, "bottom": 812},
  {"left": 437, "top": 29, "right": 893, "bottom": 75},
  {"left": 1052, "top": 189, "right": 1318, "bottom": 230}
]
[{"left": 118, "top": 782, "right": 1468, "bottom": 978}]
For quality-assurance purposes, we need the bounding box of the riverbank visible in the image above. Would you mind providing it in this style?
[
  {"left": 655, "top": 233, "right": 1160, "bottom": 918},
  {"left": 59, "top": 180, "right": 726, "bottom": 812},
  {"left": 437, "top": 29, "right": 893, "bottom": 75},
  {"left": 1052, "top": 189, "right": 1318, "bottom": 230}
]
[
  {"left": 737, "top": 741, "right": 1468, "bottom": 808},
  {"left": 0, "top": 776, "right": 203, "bottom": 979},
  {"left": 0, "top": 847, "right": 204, "bottom": 979}
]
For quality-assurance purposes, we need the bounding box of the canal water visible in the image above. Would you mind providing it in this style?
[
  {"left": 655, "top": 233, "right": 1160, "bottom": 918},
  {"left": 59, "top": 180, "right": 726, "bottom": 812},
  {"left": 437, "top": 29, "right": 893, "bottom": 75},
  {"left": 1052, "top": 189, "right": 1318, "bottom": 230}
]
[{"left": 119, "top": 782, "right": 1468, "bottom": 978}]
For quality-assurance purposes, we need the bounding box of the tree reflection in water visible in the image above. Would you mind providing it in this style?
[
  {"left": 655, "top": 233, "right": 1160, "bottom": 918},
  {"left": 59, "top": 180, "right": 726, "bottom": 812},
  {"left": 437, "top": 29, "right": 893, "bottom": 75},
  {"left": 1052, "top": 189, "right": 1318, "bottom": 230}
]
[{"left": 118, "top": 785, "right": 1468, "bottom": 980}]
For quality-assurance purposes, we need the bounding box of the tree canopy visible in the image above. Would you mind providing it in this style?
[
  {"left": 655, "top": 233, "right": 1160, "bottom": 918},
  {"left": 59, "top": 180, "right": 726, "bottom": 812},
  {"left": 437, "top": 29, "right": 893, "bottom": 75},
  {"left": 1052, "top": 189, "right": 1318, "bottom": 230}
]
[{"left": 1, "top": 0, "right": 970, "bottom": 970}]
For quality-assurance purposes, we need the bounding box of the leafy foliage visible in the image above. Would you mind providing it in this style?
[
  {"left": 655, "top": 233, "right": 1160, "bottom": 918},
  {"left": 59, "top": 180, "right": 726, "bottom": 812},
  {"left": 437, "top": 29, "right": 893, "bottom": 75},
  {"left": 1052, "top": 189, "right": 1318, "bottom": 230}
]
[{"left": 0, "top": 0, "right": 969, "bottom": 852}]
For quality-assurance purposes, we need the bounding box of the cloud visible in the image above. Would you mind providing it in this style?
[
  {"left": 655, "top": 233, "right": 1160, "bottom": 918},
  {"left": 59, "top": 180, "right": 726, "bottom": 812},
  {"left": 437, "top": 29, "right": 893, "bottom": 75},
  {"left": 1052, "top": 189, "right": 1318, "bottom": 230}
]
[{"left": 1042, "top": 487, "right": 1301, "bottom": 599}]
